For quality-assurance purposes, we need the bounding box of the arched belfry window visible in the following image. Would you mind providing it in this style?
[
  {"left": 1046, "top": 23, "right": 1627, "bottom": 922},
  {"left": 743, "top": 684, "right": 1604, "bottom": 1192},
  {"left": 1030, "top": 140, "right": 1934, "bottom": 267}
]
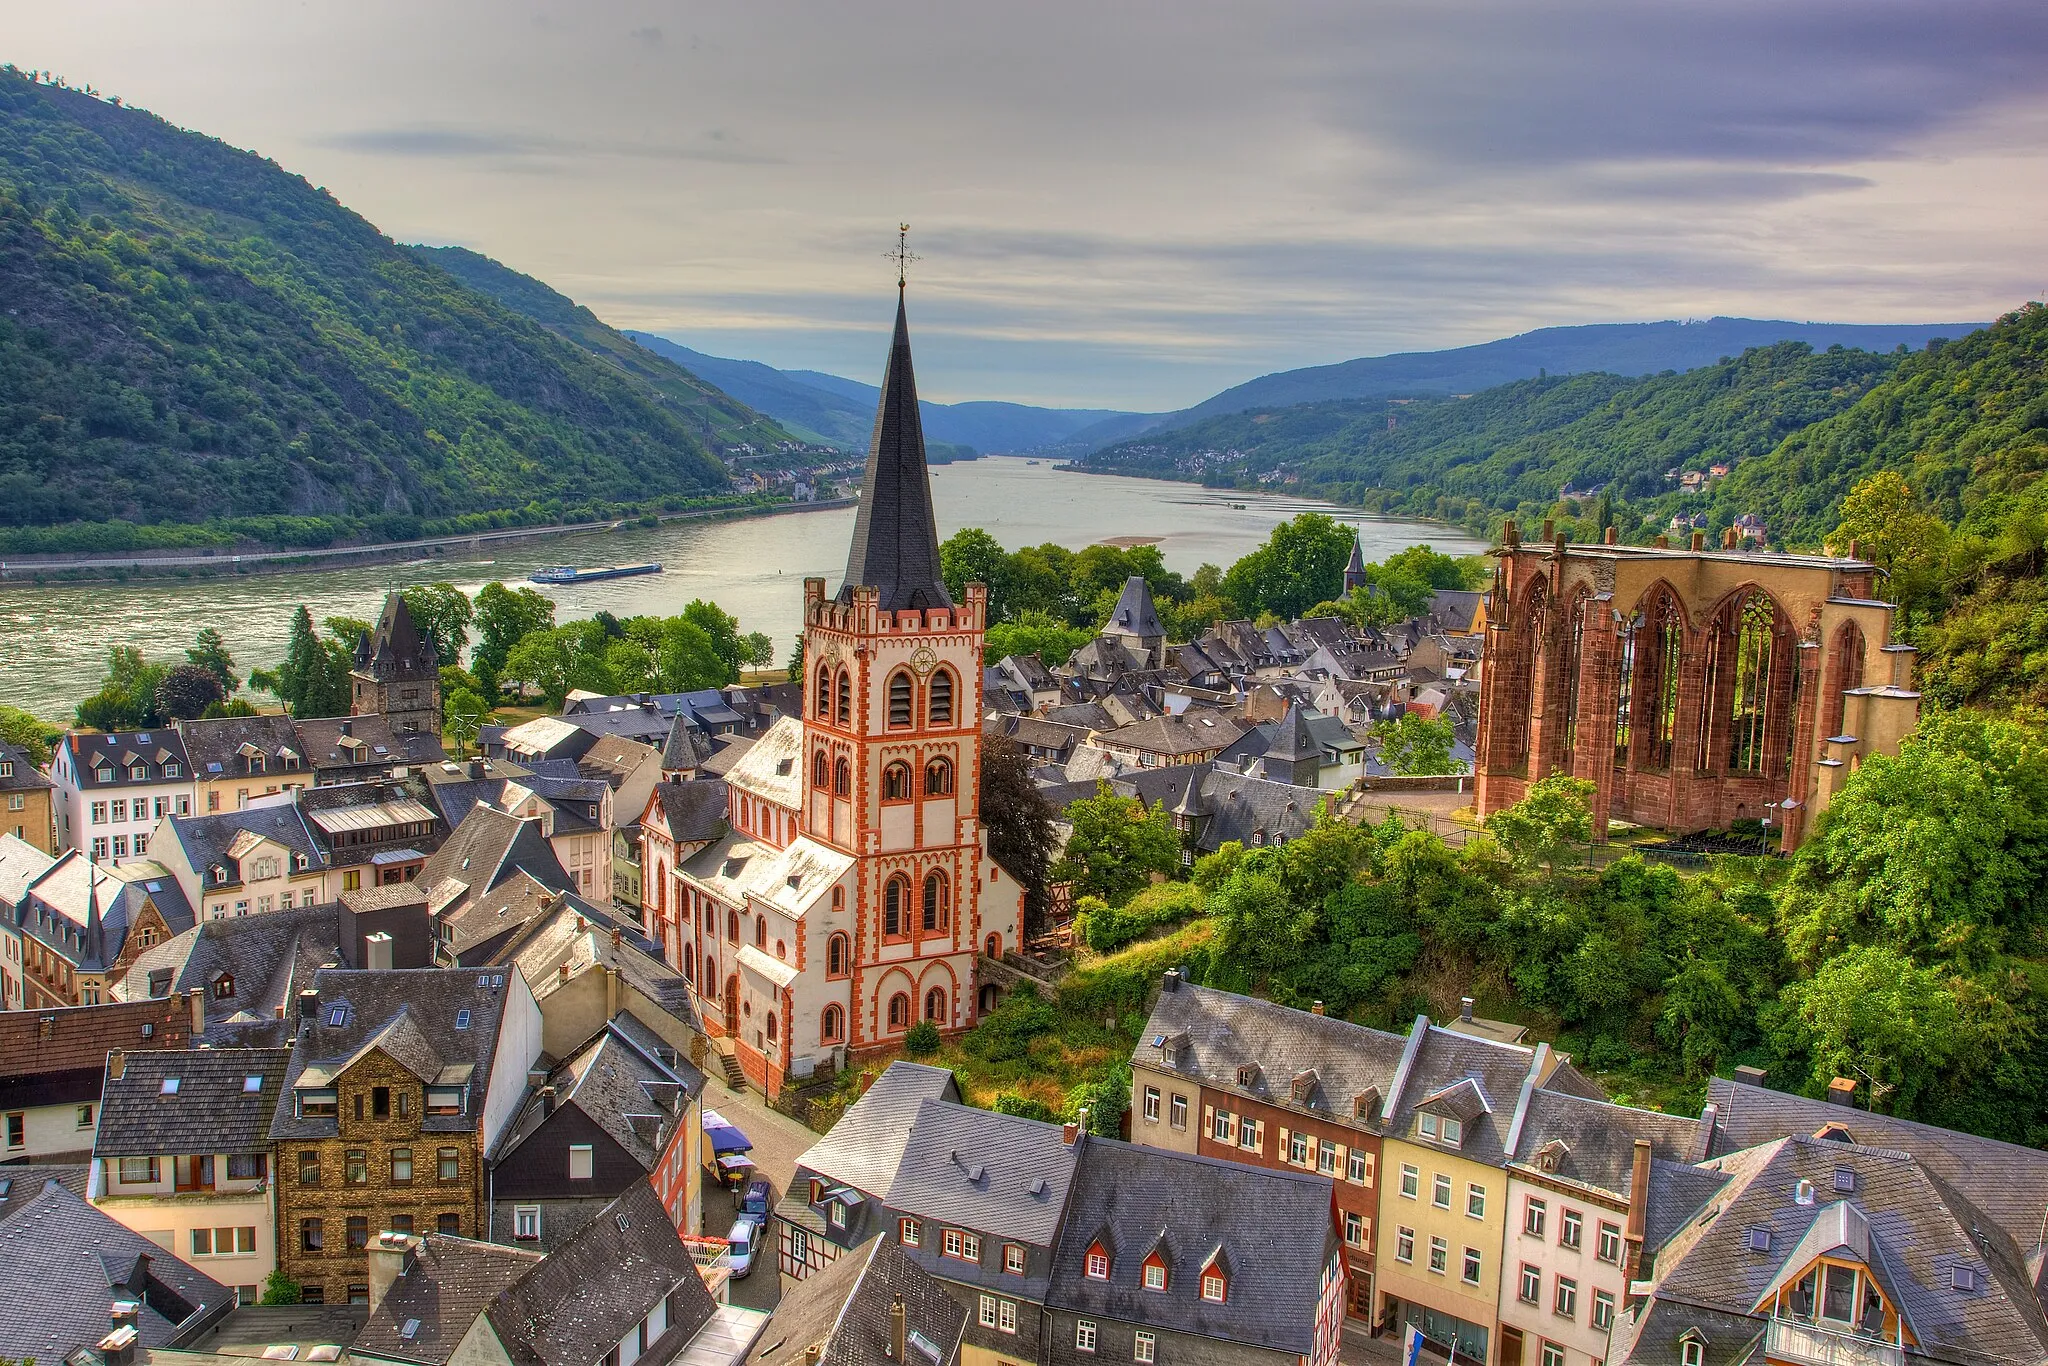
[{"left": 888, "top": 671, "right": 914, "bottom": 729}]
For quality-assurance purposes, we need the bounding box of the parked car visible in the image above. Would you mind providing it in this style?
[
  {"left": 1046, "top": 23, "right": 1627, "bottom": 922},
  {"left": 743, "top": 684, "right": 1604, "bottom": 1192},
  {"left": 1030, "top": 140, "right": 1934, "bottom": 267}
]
[
  {"left": 740, "top": 1177, "right": 774, "bottom": 1224},
  {"left": 727, "top": 1217, "right": 758, "bottom": 1278}
]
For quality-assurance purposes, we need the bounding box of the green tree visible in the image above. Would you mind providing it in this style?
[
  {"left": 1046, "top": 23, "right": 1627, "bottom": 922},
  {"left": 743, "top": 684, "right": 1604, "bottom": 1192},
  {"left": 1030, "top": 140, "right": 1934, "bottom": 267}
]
[
  {"left": 0, "top": 706, "right": 56, "bottom": 765},
  {"left": 683, "top": 600, "right": 744, "bottom": 684},
  {"left": 472, "top": 582, "right": 556, "bottom": 676},
  {"left": 1368, "top": 713, "right": 1464, "bottom": 775},
  {"left": 153, "top": 663, "right": 225, "bottom": 720},
  {"left": 1052, "top": 785, "right": 1182, "bottom": 906},
  {"left": 1485, "top": 775, "right": 1596, "bottom": 869},
  {"left": 940, "top": 527, "right": 1012, "bottom": 615},
  {"left": 185, "top": 627, "right": 239, "bottom": 695},
  {"left": 401, "top": 582, "right": 474, "bottom": 665}
]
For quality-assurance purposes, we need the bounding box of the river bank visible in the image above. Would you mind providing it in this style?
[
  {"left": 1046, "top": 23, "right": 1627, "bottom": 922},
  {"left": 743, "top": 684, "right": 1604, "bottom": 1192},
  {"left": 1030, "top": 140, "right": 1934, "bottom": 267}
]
[
  {"left": 0, "top": 461, "right": 1487, "bottom": 720},
  {"left": 0, "top": 496, "right": 855, "bottom": 586}
]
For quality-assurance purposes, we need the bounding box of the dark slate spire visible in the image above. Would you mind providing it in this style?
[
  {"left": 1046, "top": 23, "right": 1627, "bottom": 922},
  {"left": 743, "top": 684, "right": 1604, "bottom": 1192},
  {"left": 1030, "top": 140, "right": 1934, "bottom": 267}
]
[
  {"left": 1343, "top": 532, "right": 1367, "bottom": 594},
  {"left": 842, "top": 292, "right": 951, "bottom": 612}
]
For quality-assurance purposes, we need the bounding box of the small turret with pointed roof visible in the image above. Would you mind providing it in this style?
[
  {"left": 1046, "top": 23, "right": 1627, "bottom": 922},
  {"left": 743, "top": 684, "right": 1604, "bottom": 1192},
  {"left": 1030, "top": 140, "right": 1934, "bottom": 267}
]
[
  {"left": 841, "top": 288, "right": 950, "bottom": 613},
  {"left": 1343, "top": 532, "right": 1367, "bottom": 594}
]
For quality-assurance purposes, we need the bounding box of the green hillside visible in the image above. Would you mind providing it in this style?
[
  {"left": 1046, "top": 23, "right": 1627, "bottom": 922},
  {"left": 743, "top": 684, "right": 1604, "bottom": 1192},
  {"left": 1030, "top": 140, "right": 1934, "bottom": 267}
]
[
  {"left": 1080, "top": 341, "right": 1904, "bottom": 538},
  {"left": 0, "top": 69, "right": 765, "bottom": 552},
  {"left": 407, "top": 245, "right": 793, "bottom": 452}
]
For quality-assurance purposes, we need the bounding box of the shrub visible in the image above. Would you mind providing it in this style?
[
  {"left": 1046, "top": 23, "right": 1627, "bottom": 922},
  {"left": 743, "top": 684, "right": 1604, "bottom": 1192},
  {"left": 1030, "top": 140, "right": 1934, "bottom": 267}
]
[{"left": 903, "top": 1020, "right": 941, "bottom": 1056}]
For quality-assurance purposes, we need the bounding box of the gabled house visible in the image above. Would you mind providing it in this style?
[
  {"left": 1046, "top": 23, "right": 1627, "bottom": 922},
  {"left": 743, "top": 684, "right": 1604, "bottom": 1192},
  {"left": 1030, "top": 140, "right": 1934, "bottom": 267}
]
[
  {"left": 90, "top": 1046, "right": 293, "bottom": 1302},
  {"left": 487, "top": 1014, "right": 705, "bottom": 1251},
  {"left": 268, "top": 966, "right": 542, "bottom": 1304}
]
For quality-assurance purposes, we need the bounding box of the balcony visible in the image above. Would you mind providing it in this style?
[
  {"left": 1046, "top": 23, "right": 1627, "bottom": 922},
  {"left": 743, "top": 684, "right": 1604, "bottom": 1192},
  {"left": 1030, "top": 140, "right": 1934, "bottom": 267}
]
[{"left": 1766, "top": 1317, "right": 1904, "bottom": 1366}]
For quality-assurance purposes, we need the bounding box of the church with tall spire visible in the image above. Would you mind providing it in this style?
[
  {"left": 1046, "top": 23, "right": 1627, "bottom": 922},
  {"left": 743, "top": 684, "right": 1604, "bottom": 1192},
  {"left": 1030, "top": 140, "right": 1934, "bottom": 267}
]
[{"left": 662, "top": 270, "right": 1023, "bottom": 1098}]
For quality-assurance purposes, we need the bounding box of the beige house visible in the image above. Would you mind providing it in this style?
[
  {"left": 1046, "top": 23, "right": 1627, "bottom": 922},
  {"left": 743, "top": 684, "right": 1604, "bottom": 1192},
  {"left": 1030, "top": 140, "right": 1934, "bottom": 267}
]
[{"left": 90, "top": 1046, "right": 292, "bottom": 1304}]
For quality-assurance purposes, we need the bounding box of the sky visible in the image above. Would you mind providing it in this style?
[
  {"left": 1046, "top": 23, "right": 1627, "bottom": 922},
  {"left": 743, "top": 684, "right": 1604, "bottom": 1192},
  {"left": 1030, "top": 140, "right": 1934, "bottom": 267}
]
[{"left": 6, "top": 1, "right": 2046, "bottom": 410}]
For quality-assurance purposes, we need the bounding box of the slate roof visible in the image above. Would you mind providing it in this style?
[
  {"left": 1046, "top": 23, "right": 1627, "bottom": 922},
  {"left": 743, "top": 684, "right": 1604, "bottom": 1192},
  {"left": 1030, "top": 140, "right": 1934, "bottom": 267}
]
[
  {"left": 164, "top": 803, "right": 324, "bottom": 890},
  {"left": 59, "top": 729, "right": 190, "bottom": 791},
  {"left": 841, "top": 292, "right": 950, "bottom": 613},
  {"left": 121, "top": 900, "right": 345, "bottom": 1039},
  {"left": 1047, "top": 1136, "right": 1337, "bottom": 1355},
  {"left": 754, "top": 1235, "right": 967, "bottom": 1366},
  {"left": 1702, "top": 1077, "right": 2048, "bottom": 1254},
  {"left": 1506, "top": 1087, "right": 1700, "bottom": 1199},
  {"left": 790, "top": 1062, "right": 962, "bottom": 1199},
  {"left": 1135, "top": 979, "right": 1409, "bottom": 1128},
  {"left": 421, "top": 805, "right": 571, "bottom": 916},
  {"left": 0, "top": 1179, "right": 230, "bottom": 1358},
  {"left": 354, "top": 591, "right": 439, "bottom": 681},
  {"left": 352, "top": 1234, "right": 540, "bottom": 1365},
  {"left": 483, "top": 1181, "right": 716, "bottom": 1366},
  {"left": 175, "top": 713, "right": 305, "bottom": 780},
  {"left": 1106, "top": 576, "right": 1166, "bottom": 640},
  {"left": 94, "top": 1047, "right": 292, "bottom": 1158},
  {"left": 1631, "top": 1137, "right": 2048, "bottom": 1366},
  {"left": 270, "top": 968, "right": 514, "bottom": 1141},
  {"left": 645, "top": 779, "right": 729, "bottom": 847},
  {"left": 494, "top": 1017, "right": 700, "bottom": 1170},
  {"left": 0, "top": 741, "right": 52, "bottom": 793}
]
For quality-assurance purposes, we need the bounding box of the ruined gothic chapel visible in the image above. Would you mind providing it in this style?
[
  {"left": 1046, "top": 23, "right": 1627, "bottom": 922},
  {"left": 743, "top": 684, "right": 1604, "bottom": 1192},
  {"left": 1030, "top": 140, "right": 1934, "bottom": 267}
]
[
  {"left": 1472, "top": 524, "right": 1921, "bottom": 850},
  {"left": 669, "top": 287, "right": 1024, "bottom": 1097}
]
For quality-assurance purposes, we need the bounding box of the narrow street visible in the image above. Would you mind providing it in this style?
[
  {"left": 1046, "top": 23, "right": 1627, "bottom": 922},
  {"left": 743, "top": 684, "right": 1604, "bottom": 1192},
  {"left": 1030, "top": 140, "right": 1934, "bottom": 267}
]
[{"left": 697, "top": 1070, "right": 826, "bottom": 1312}]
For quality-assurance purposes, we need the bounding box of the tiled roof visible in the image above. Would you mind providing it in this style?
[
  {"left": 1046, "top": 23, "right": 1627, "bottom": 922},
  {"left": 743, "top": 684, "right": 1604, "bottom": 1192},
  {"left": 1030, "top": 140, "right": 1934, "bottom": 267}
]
[
  {"left": 93, "top": 1047, "right": 292, "bottom": 1158},
  {"left": 270, "top": 968, "right": 514, "bottom": 1141},
  {"left": 0, "top": 1179, "right": 230, "bottom": 1357},
  {"left": 1047, "top": 1137, "right": 1337, "bottom": 1355},
  {"left": 353, "top": 1235, "right": 539, "bottom": 1365},
  {"left": 484, "top": 1181, "right": 715, "bottom": 1366},
  {"left": 756, "top": 1235, "right": 967, "bottom": 1366}
]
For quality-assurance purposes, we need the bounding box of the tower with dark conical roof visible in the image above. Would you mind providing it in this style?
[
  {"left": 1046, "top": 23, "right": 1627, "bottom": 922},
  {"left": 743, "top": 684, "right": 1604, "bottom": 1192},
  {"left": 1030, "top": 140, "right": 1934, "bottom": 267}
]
[
  {"left": 351, "top": 593, "right": 441, "bottom": 736},
  {"left": 1343, "top": 531, "right": 1367, "bottom": 595},
  {"left": 841, "top": 291, "right": 950, "bottom": 612}
]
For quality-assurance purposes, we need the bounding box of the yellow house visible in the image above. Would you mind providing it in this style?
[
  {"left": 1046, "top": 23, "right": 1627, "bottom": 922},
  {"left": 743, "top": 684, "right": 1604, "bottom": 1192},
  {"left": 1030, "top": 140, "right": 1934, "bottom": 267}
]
[{"left": 1374, "top": 1021, "right": 1578, "bottom": 1366}]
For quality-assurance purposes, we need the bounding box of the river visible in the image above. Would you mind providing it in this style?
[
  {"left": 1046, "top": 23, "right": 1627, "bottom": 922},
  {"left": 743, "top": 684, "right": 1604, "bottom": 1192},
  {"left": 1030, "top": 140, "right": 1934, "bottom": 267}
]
[{"left": 0, "top": 461, "right": 1485, "bottom": 720}]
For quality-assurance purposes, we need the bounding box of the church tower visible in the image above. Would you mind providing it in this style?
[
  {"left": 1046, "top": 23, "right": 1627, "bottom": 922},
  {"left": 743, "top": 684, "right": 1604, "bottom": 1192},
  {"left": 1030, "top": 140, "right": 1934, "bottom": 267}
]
[
  {"left": 800, "top": 284, "right": 1000, "bottom": 1049},
  {"left": 351, "top": 593, "right": 441, "bottom": 735}
]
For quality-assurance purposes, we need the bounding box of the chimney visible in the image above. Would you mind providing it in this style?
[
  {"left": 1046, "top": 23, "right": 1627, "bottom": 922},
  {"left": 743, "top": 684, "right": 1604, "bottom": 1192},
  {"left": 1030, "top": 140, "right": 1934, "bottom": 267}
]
[
  {"left": 96, "top": 1324, "right": 138, "bottom": 1366},
  {"left": 889, "top": 1293, "right": 907, "bottom": 1362},
  {"left": 107, "top": 1049, "right": 125, "bottom": 1083},
  {"left": 1690, "top": 530, "right": 1706, "bottom": 552},
  {"left": 1311, "top": 1001, "right": 1325, "bottom": 1016},
  {"left": 364, "top": 932, "right": 394, "bottom": 972},
  {"left": 1460, "top": 996, "right": 1475, "bottom": 1023},
  {"left": 297, "top": 988, "right": 321, "bottom": 1023},
  {"left": 368, "top": 1230, "right": 419, "bottom": 1312},
  {"left": 1732, "top": 1064, "right": 1767, "bottom": 1088},
  {"left": 1826, "top": 1076, "right": 1857, "bottom": 1107}
]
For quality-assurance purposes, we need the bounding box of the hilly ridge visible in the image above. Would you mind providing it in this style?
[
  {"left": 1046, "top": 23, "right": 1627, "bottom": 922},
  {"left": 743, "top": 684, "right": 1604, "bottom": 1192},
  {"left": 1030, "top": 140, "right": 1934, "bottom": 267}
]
[{"left": 0, "top": 70, "right": 782, "bottom": 551}]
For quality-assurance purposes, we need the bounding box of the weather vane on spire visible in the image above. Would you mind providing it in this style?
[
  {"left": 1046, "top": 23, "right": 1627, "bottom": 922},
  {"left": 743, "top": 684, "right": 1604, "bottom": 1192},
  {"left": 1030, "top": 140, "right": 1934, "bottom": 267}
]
[{"left": 886, "top": 222, "right": 919, "bottom": 290}]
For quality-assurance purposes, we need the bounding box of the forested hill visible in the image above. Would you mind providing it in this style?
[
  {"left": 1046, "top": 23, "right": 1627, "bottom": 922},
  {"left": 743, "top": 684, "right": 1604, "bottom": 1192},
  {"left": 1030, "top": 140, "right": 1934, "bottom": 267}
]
[
  {"left": 0, "top": 70, "right": 770, "bottom": 549},
  {"left": 407, "top": 246, "right": 790, "bottom": 453},
  {"left": 1078, "top": 340, "right": 1907, "bottom": 534}
]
